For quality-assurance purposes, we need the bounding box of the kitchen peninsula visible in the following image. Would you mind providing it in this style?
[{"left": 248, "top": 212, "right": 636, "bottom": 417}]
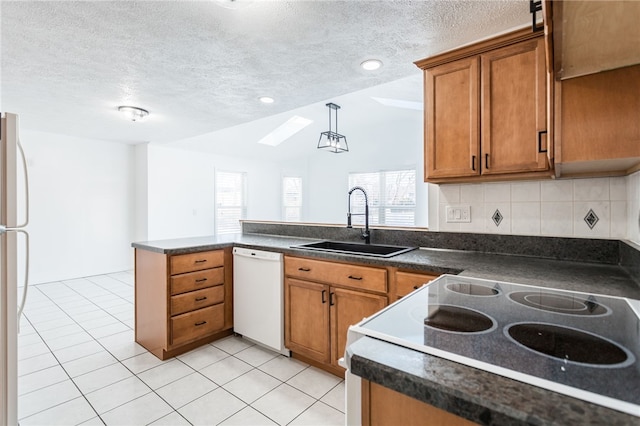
[{"left": 132, "top": 221, "right": 640, "bottom": 425}]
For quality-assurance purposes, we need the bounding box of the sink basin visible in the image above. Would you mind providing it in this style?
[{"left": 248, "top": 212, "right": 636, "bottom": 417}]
[{"left": 291, "top": 240, "right": 416, "bottom": 258}]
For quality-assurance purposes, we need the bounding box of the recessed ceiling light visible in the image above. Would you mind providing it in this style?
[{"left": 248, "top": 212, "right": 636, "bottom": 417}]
[
  {"left": 361, "top": 59, "right": 383, "bottom": 71},
  {"left": 117, "top": 106, "right": 149, "bottom": 121},
  {"left": 259, "top": 96, "right": 275, "bottom": 104}
]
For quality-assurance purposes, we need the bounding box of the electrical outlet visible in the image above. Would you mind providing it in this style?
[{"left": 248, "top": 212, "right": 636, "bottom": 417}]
[{"left": 445, "top": 205, "right": 471, "bottom": 223}]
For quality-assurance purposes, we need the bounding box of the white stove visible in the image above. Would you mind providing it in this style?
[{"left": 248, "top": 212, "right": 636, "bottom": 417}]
[{"left": 345, "top": 274, "right": 640, "bottom": 417}]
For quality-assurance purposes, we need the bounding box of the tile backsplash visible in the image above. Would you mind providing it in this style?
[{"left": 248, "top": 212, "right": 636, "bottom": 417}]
[{"left": 434, "top": 171, "right": 640, "bottom": 244}]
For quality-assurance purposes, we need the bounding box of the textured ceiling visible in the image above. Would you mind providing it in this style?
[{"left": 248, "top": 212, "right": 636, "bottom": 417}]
[{"left": 1, "top": 0, "right": 530, "bottom": 152}]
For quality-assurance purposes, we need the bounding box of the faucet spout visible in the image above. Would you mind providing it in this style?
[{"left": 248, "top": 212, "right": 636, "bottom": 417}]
[{"left": 347, "top": 186, "right": 371, "bottom": 244}]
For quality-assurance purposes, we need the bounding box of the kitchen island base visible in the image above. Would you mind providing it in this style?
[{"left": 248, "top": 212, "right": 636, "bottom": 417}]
[{"left": 135, "top": 247, "right": 233, "bottom": 361}]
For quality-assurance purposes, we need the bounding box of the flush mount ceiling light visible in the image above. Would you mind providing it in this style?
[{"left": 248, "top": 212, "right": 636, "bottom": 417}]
[
  {"left": 318, "top": 102, "right": 348, "bottom": 154},
  {"left": 213, "top": 0, "right": 253, "bottom": 9},
  {"left": 259, "top": 96, "right": 275, "bottom": 104},
  {"left": 118, "top": 106, "right": 149, "bottom": 122},
  {"left": 361, "top": 59, "right": 383, "bottom": 71}
]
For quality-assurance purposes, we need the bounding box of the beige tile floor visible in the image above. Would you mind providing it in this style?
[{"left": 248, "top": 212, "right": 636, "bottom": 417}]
[{"left": 17, "top": 271, "right": 345, "bottom": 425}]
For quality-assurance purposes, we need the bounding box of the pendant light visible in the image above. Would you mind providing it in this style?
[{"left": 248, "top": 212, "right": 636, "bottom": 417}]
[{"left": 317, "top": 102, "right": 348, "bottom": 153}]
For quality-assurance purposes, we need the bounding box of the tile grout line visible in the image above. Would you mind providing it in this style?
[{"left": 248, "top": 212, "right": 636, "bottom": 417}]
[
  {"left": 18, "top": 272, "right": 345, "bottom": 425},
  {"left": 18, "top": 272, "right": 136, "bottom": 423}
]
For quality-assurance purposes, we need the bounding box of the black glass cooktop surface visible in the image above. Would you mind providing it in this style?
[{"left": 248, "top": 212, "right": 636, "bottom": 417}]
[{"left": 348, "top": 275, "right": 640, "bottom": 417}]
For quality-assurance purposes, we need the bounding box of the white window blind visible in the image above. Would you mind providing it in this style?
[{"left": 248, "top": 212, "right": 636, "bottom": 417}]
[
  {"left": 283, "top": 176, "right": 302, "bottom": 222},
  {"left": 215, "top": 170, "right": 247, "bottom": 235},
  {"left": 348, "top": 169, "right": 416, "bottom": 227}
]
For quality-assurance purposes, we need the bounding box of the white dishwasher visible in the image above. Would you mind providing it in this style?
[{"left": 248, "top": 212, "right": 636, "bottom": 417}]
[{"left": 232, "top": 247, "right": 289, "bottom": 356}]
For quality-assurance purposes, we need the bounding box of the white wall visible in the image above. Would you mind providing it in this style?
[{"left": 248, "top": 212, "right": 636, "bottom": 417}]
[
  {"left": 20, "top": 130, "right": 135, "bottom": 284},
  {"left": 429, "top": 173, "right": 640, "bottom": 243},
  {"left": 305, "top": 108, "right": 427, "bottom": 226},
  {"left": 146, "top": 145, "right": 282, "bottom": 241}
]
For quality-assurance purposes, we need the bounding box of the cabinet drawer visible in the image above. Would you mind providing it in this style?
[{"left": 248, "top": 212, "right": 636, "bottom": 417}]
[
  {"left": 171, "top": 303, "right": 224, "bottom": 347},
  {"left": 170, "top": 267, "right": 224, "bottom": 295},
  {"left": 396, "top": 271, "right": 438, "bottom": 297},
  {"left": 170, "top": 250, "right": 224, "bottom": 275},
  {"left": 170, "top": 285, "right": 224, "bottom": 316},
  {"left": 285, "top": 256, "right": 387, "bottom": 293}
]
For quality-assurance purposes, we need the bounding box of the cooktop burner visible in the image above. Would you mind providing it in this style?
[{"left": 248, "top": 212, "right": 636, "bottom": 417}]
[
  {"left": 509, "top": 291, "right": 609, "bottom": 316},
  {"left": 446, "top": 282, "right": 501, "bottom": 296},
  {"left": 347, "top": 275, "right": 640, "bottom": 417},
  {"left": 506, "top": 322, "right": 633, "bottom": 367},
  {"left": 424, "top": 305, "right": 495, "bottom": 333}
]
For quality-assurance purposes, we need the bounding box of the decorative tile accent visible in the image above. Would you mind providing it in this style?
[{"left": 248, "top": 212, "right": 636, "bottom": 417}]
[
  {"left": 584, "top": 209, "right": 599, "bottom": 229},
  {"left": 492, "top": 209, "right": 503, "bottom": 227}
]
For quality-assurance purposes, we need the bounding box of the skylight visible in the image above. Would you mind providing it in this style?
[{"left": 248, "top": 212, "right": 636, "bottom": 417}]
[
  {"left": 257, "top": 115, "right": 313, "bottom": 146},
  {"left": 371, "top": 97, "right": 423, "bottom": 111}
]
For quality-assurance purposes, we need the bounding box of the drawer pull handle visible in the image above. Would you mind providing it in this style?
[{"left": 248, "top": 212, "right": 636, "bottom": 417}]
[
  {"left": 195, "top": 259, "right": 207, "bottom": 264},
  {"left": 329, "top": 292, "right": 335, "bottom": 306},
  {"left": 538, "top": 130, "right": 548, "bottom": 153},
  {"left": 195, "top": 297, "right": 207, "bottom": 301},
  {"left": 348, "top": 275, "right": 363, "bottom": 281},
  {"left": 195, "top": 321, "right": 207, "bottom": 326},
  {"left": 413, "top": 285, "right": 419, "bottom": 290},
  {"left": 298, "top": 267, "right": 311, "bottom": 272},
  {"left": 195, "top": 278, "right": 208, "bottom": 283},
  {"left": 322, "top": 289, "right": 327, "bottom": 304}
]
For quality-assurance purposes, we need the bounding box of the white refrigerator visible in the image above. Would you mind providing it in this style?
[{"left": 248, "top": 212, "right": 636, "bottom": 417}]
[{"left": 1, "top": 112, "right": 29, "bottom": 426}]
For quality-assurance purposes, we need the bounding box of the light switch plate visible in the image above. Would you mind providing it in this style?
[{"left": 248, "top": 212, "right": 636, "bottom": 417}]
[{"left": 445, "top": 205, "right": 471, "bottom": 223}]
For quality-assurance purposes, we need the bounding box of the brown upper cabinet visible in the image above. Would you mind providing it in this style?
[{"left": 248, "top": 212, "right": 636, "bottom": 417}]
[
  {"left": 416, "top": 29, "right": 553, "bottom": 184},
  {"left": 551, "top": 0, "right": 640, "bottom": 177},
  {"left": 555, "top": 64, "right": 640, "bottom": 177},
  {"left": 552, "top": 0, "right": 640, "bottom": 80}
]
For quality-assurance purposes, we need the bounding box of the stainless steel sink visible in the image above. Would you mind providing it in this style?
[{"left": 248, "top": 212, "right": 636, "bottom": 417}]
[{"left": 291, "top": 240, "right": 416, "bottom": 258}]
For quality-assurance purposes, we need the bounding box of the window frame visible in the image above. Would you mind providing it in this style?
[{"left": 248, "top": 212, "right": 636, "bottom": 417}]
[{"left": 214, "top": 170, "right": 247, "bottom": 235}]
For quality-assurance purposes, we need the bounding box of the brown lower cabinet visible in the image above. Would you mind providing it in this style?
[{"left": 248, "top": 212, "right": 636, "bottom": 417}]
[
  {"left": 135, "top": 247, "right": 233, "bottom": 360},
  {"left": 284, "top": 256, "right": 388, "bottom": 374},
  {"left": 285, "top": 255, "right": 441, "bottom": 376},
  {"left": 362, "top": 379, "right": 477, "bottom": 426}
]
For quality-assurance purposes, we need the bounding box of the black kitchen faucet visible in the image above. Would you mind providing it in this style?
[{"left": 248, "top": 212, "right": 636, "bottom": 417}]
[{"left": 347, "top": 186, "right": 370, "bottom": 244}]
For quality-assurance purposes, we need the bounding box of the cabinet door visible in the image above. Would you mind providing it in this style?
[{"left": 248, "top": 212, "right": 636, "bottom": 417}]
[
  {"left": 285, "top": 278, "right": 330, "bottom": 363},
  {"left": 363, "top": 380, "right": 476, "bottom": 426},
  {"left": 481, "top": 38, "right": 548, "bottom": 174},
  {"left": 330, "top": 287, "right": 387, "bottom": 367},
  {"left": 425, "top": 57, "right": 480, "bottom": 179},
  {"left": 395, "top": 271, "right": 438, "bottom": 299},
  {"left": 560, "top": 65, "right": 640, "bottom": 166}
]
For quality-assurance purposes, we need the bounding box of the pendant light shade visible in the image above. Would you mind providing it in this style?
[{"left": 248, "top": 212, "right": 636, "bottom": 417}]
[{"left": 317, "top": 102, "right": 348, "bottom": 153}]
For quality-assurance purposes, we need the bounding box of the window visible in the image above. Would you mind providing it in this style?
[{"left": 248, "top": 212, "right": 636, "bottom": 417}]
[
  {"left": 283, "top": 176, "right": 302, "bottom": 222},
  {"left": 348, "top": 169, "right": 416, "bottom": 227},
  {"left": 215, "top": 170, "right": 246, "bottom": 234}
]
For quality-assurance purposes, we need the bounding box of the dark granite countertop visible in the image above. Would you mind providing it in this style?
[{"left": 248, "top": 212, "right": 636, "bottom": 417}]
[
  {"left": 132, "top": 232, "right": 640, "bottom": 423},
  {"left": 132, "top": 233, "right": 640, "bottom": 299},
  {"left": 348, "top": 336, "right": 640, "bottom": 425}
]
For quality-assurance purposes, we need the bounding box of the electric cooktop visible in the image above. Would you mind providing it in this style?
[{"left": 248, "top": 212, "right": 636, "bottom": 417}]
[{"left": 347, "top": 274, "right": 640, "bottom": 417}]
